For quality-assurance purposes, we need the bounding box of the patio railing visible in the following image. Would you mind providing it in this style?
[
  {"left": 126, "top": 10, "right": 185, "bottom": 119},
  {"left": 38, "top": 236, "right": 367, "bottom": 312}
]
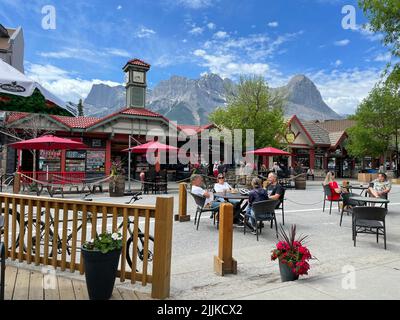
[{"left": 0, "top": 193, "right": 174, "bottom": 299}]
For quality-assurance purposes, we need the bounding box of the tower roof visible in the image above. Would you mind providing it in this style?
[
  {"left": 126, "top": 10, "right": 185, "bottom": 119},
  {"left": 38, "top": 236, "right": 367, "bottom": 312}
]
[{"left": 123, "top": 58, "right": 151, "bottom": 70}]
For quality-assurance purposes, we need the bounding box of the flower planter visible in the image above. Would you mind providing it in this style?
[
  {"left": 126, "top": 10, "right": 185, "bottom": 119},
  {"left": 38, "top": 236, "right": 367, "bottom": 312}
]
[
  {"left": 81, "top": 247, "right": 121, "bottom": 300},
  {"left": 279, "top": 261, "right": 299, "bottom": 282},
  {"left": 109, "top": 175, "right": 125, "bottom": 197}
]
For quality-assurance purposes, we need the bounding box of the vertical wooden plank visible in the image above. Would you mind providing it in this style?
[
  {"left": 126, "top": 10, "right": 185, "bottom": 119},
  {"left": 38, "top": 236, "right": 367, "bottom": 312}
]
[
  {"left": 101, "top": 206, "right": 107, "bottom": 234},
  {"left": 141, "top": 209, "right": 150, "bottom": 286},
  {"left": 18, "top": 198, "right": 25, "bottom": 262},
  {"left": 70, "top": 203, "right": 78, "bottom": 273},
  {"left": 26, "top": 199, "right": 33, "bottom": 264},
  {"left": 79, "top": 204, "right": 88, "bottom": 275},
  {"left": 58, "top": 277, "right": 76, "bottom": 300},
  {"left": 61, "top": 203, "right": 68, "bottom": 271},
  {"left": 43, "top": 201, "right": 51, "bottom": 266},
  {"left": 29, "top": 271, "right": 44, "bottom": 300},
  {"left": 131, "top": 209, "right": 139, "bottom": 284},
  {"left": 52, "top": 202, "right": 60, "bottom": 269},
  {"left": 91, "top": 205, "right": 98, "bottom": 240},
  {"left": 151, "top": 197, "right": 174, "bottom": 299},
  {"left": 175, "top": 183, "right": 190, "bottom": 222},
  {"left": 119, "top": 207, "right": 128, "bottom": 282},
  {"left": 13, "top": 269, "right": 30, "bottom": 300},
  {"left": 3, "top": 197, "right": 9, "bottom": 258},
  {"left": 35, "top": 200, "right": 42, "bottom": 266},
  {"left": 112, "top": 207, "right": 118, "bottom": 233},
  {"left": 4, "top": 265, "right": 17, "bottom": 300},
  {"left": 10, "top": 198, "right": 17, "bottom": 260}
]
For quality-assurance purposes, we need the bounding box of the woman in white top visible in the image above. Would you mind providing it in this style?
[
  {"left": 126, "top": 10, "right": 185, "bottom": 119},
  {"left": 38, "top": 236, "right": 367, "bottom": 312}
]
[{"left": 214, "top": 173, "right": 233, "bottom": 193}]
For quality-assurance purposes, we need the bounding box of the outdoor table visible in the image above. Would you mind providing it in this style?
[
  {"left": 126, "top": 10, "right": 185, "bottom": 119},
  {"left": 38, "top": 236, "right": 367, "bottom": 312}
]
[
  {"left": 348, "top": 185, "right": 370, "bottom": 196},
  {"left": 349, "top": 195, "right": 390, "bottom": 208},
  {"left": 214, "top": 192, "right": 250, "bottom": 221}
]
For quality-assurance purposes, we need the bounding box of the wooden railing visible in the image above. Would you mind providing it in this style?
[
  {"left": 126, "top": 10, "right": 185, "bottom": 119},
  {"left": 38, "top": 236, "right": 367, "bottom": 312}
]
[{"left": 0, "top": 193, "right": 174, "bottom": 299}]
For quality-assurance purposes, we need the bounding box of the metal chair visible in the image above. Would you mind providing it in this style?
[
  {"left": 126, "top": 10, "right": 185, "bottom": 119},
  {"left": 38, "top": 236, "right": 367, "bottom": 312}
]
[
  {"left": 1, "top": 215, "right": 5, "bottom": 300},
  {"left": 339, "top": 192, "right": 366, "bottom": 226},
  {"left": 189, "top": 192, "right": 219, "bottom": 230},
  {"left": 323, "top": 184, "right": 342, "bottom": 215},
  {"left": 353, "top": 206, "right": 387, "bottom": 249},
  {"left": 244, "top": 199, "right": 279, "bottom": 241},
  {"left": 275, "top": 188, "right": 286, "bottom": 225}
]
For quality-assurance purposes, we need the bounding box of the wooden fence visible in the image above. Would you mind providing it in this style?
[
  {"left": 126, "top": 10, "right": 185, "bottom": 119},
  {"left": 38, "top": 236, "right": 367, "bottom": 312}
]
[{"left": 0, "top": 193, "right": 173, "bottom": 299}]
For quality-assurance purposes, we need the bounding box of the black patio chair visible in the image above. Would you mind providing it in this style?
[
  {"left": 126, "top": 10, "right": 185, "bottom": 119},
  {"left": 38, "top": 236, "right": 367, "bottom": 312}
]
[
  {"left": 339, "top": 192, "right": 366, "bottom": 226},
  {"left": 189, "top": 192, "right": 219, "bottom": 230},
  {"left": 244, "top": 199, "right": 279, "bottom": 241},
  {"left": 323, "top": 184, "right": 342, "bottom": 215},
  {"left": 275, "top": 188, "right": 286, "bottom": 225},
  {"left": 352, "top": 206, "right": 387, "bottom": 249},
  {"left": 1, "top": 215, "right": 5, "bottom": 300}
]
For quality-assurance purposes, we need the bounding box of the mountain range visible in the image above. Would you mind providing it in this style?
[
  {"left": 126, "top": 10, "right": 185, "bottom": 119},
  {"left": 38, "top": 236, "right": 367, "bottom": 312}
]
[{"left": 83, "top": 74, "right": 341, "bottom": 124}]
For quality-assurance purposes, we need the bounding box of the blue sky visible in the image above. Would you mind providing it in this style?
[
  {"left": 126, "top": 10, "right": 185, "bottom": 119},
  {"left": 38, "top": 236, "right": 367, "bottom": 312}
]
[{"left": 0, "top": 0, "right": 393, "bottom": 114}]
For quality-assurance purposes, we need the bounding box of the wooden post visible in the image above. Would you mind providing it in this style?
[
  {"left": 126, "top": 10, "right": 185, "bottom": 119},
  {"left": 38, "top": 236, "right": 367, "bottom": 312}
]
[
  {"left": 152, "top": 197, "right": 174, "bottom": 299},
  {"left": 214, "top": 203, "right": 237, "bottom": 276},
  {"left": 13, "top": 172, "right": 21, "bottom": 194},
  {"left": 175, "top": 183, "right": 190, "bottom": 222}
]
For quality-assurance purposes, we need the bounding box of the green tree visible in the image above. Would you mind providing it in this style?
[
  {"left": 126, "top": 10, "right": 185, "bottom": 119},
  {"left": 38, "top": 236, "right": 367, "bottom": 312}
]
[
  {"left": 209, "top": 75, "right": 285, "bottom": 149},
  {"left": 77, "top": 99, "right": 84, "bottom": 116},
  {"left": 347, "top": 81, "right": 400, "bottom": 164}
]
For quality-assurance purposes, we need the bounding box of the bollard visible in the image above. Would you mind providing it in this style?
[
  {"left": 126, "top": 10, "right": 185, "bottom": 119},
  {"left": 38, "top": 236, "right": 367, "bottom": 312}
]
[
  {"left": 13, "top": 172, "right": 21, "bottom": 194},
  {"left": 214, "top": 203, "right": 237, "bottom": 276},
  {"left": 175, "top": 183, "right": 190, "bottom": 222}
]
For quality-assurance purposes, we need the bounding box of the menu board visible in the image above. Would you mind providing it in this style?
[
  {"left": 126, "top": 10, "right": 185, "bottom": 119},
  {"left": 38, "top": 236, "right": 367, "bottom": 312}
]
[
  {"left": 86, "top": 150, "right": 105, "bottom": 173},
  {"left": 66, "top": 150, "right": 86, "bottom": 159}
]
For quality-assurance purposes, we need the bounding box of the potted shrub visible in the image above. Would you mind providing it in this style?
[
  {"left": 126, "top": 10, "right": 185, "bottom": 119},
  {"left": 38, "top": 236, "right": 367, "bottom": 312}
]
[
  {"left": 271, "top": 225, "right": 314, "bottom": 282},
  {"left": 81, "top": 232, "right": 122, "bottom": 300},
  {"left": 109, "top": 160, "right": 126, "bottom": 197}
]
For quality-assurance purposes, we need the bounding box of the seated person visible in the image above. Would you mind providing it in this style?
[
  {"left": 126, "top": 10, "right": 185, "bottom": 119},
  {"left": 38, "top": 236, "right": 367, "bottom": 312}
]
[
  {"left": 368, "top": 173, "right": 391, "bottom": 199},
  {"left": 214, "top": 174, "right": 242, "bottom": 226},
  {"left": 306, "top": 168, "right": 315, "bottom": 181},
  {"left": 265, "top": 172, "right": 284, "bottom": 206},
  {"left": 246, "top": 178, "right": 268, "bottom": 233},
  {"left": 323, "top": 171, "right": 342, "bottom": 200},
  {"left": 191, "top": 174, "right": 220, "bottom": 212}
]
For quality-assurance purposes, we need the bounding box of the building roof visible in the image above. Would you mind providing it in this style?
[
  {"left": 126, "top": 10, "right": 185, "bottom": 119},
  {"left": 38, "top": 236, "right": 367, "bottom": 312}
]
[
  {"left": 302, "top": 121, "right": 331, "bottom": 145},
  {"left": 313, "top": 119, "right": 355, "bottom": 132},
  {"left": 51, "top": 115, "right": 100, "bottom": 129},
  {"left": 5, "top": 111, "right": 29, "bottom": 124},
  {"left": 177, "top": 124, "right": 214, "bottom": 135},
  {"left": 123, "top": 58, "right": 151, "bottom": 70}
]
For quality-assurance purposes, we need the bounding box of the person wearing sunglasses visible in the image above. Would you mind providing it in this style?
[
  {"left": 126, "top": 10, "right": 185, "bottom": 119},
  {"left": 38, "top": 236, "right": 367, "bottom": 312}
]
[{"left": 214, "top": 174, "right": 243, "bottom": 226}]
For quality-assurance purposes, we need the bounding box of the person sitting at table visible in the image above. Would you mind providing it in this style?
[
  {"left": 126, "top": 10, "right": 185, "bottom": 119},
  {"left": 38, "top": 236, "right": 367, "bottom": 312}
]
[
  {"left": 214, "top": 174, "right": 243, "bottom": 226},
  {"left": 191, "top": 174, "right": 221, "bottom": 213},
  {"left": 323, "top": 171, "right": 342, "bottom": 201},
  {"left": 265, "top": 172, "right": 284, "bottom": 205},
  {"left": 246, "top": 178, "right": 268, "bottom": 234},
  {"left": 368, "top": 173, "right": 391, "bottom": 199},
  {"left": 306, "top": 168, "right": 315, "bottom": 181}
]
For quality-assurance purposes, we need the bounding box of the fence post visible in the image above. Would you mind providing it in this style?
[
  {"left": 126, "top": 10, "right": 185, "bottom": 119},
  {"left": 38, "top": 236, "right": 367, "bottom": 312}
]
[
  {"left": 13, "top": 172, "right": 21, "bottom": 194},
  {"left": 214, "top": 203, "right": 237, "bottom": 276},
  {"left": 152, "top": 197, "right": 174, "bottom": 299},
  {"left": 175, "top": 183, "right": 190, "bottom": 222}
]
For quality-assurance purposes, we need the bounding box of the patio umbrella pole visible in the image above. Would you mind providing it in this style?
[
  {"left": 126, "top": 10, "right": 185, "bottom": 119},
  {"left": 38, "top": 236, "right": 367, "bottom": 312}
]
[{"left": 128, "top": 135, "right": 131, "bottom": 192}]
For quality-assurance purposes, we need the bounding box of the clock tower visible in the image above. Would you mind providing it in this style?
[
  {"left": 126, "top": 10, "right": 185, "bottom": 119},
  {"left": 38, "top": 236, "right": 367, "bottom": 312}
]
[{"left": 123, "top": 58, "right": 150, "bottom": 109}]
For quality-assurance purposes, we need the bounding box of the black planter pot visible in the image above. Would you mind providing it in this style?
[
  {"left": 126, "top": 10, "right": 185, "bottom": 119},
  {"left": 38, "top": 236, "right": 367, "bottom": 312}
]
[
  {"left": 81, "top": 248, "right": 121, "bottom": 300},
  {"left": 279, "top": 261, "right": 299, "bottom": 282}
]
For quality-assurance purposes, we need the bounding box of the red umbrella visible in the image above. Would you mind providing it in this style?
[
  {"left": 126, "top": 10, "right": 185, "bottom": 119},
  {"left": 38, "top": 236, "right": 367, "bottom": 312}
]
[
  {"left": 9, "top": 135, "right": 88, "bottom": 150},
  {"left": 246, "top": 147, "right": 291, "bottom": 156},
  {"left": 123, "top": 141, "right": 179, "bottom": 153}
]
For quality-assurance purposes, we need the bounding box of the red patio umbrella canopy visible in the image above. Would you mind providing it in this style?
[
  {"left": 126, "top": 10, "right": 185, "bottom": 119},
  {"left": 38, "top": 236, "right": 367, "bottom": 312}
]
[
  {"left": 123, "top": 141, "right": 179, "bottom": 154},
  {"left": 9, "top": 135, "right": 88, "bottom": 150},
  {"left": 246, "top": 147, "right": 291, "bottom": 156}
]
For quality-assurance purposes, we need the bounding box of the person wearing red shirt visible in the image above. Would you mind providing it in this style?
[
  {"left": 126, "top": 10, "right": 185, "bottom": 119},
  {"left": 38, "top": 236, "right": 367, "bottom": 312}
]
[{"left": 323, "top": 171, "right": 342, "bottom": 200}]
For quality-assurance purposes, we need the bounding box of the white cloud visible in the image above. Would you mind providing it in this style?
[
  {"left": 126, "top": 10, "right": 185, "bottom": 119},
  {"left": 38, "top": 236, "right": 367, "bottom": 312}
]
[
  {"left": 177, "top": 0, "right": 214, "bottom": 9},
  {"left": 374, "top": 52, "right": 391, "bottom": 62},
  {"left": 38, "top": 47, "right": 131, "bottom": 61},
  {"left": 332, "top": 59, "right": 342, "bottom": 67},
  {"left": 135, "top": 26, "right": 156, "bottom": 38},
  {"left": 117, "top": 5, "right": 122, "bottom": 10},
  {"left": 354, "top": 23, "right": 384, "bottom": 42},
  {"left": 308, "top": 68, "right": 382, "bottom": 115},
  {"left": 189, "top": 26, "right": 204, "bottom": 35},
  {"left": 207, "top": 22, "right": 216, "bottom": 30},
  {"left": 334, "top": 39, "right": 350, "bottom": 46},
  {"left": 213, "top": 31, "right": 228, "bottom": 39},
  {"left": 26, "top": 63, "right": 122, "bottom": 103},
  {"left": 268, "top": 21, "right": 279, "bottom": 28}
]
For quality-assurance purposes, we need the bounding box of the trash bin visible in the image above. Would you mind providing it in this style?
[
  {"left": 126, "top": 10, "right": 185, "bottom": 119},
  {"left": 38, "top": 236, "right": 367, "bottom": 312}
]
[{"left": 295, "top": 175, "right": 306, "bottom": 190}]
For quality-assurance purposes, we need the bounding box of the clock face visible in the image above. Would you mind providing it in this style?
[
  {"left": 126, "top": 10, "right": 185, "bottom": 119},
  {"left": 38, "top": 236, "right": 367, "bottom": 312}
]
[{"left": 133, "top": 71, "right": 145, "bottom": 83}]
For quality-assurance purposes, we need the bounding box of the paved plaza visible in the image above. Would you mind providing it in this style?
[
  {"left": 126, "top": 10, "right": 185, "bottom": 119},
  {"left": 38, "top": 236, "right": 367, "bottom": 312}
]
[{"left": 5, "top": 179, "right": 400, "bottom": 300}]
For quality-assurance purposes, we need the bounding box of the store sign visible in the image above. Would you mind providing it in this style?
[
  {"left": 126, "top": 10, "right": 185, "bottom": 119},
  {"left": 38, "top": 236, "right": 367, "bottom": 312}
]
[
  {"left": 40, "top": 150, "right": 61, "bottom": 159},
  {"left": 285, "top": 130, "right": 296, "bottom": 144},
  {"left": 0, "top": 81, "right": 26, "bottom": 93},
  {"left": 66, "top": 150, "right": 86, "bottom": 159}
]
